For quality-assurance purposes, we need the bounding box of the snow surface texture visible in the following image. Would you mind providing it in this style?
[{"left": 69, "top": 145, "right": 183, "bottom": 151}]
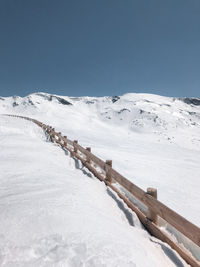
[
  {"left": 0, "top": 92, "right": 199, "bottom": 266},
  {"left": 0, "top": 116, "right": 187, "bottom": 267},
  {"left": 0, "top": 92, "right": 200, "bottom": 226}
]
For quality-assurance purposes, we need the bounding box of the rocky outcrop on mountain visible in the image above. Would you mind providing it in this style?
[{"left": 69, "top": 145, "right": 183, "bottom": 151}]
[
  {"left": 35, "top": 93, "right": 72, "bottom": 105},
  {"left": 111, "top": 96, "right": 120, "bottom": 103},
  {"left": 180, "top": 98, "right": 200, "bottom": 106},
  {"left": 0, "top": 92, "right": 199, "bottom": 138}
]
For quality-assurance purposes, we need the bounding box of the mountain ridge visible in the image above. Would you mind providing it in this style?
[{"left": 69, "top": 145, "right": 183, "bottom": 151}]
[{"left": 0, "top": 92, "right": 200, "bottom": 150}]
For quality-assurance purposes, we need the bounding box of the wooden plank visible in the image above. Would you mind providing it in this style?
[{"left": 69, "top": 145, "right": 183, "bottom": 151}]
[
  {"left": 111, "top": 168, "right": 200, "bottom": 246},
  {"left": 144, "top": 194, "right": 200, "bottom": 247},
  {"left": 54, "top": 132, "right": 60, "bottom": 137},
  {"left": 84, "top": 162, "right": 105, "bottom": 182},
  {"left": 76, "top": 143, "right": 88, "bottom": 155},
  {"left": 111, "top": 168, "right": 147, "bottom": 201},
  {"left": 68, "top": 148, "right": 105, "bottom": 181},
  {"left": 76, "top": 144, "right": 106, "bottom": 170},
  {"left": 62, "top": 145, "right": 105, "bottom": 182},
  {"left": 60, "top": 135, "right": 73, "bottom": 146},
  {"left": 106, "top": 181, "right": 148, "bottom": 226},
  {"left": 107, "top": 183, "right": 200, "bottom": 267},
  {"left": 88, "top": 153, "right": 105, "bottom": 170},
  {"left": 145, "top": 219, "right": 200, "bottom": 267}
]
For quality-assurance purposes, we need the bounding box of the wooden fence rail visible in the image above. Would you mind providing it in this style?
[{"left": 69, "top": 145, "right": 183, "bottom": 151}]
[{"left": 3, "top": 114, "right": 200, "bottom": 267}]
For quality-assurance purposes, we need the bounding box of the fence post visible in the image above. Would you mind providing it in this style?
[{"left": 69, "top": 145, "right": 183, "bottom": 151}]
[
  {"left": 49, "top": 132, "right": 54, "bottom": 142},
  {"left": 63, "top": 136, "right": 67, "bottom": 146},
  {"left": 58, "top": 132, "right": 61, "bottom": 142},
  {"left": 105, "top": 160, "right": 112, "bottom": 183},
  {"left": 146, "top": 187, "right": 158, "bottom": 224},
  {"left": 86, "top": 147, "right": 91, "bottom": 163},
  {"left": 73, "top": 140, "right": 78, "bottom": 153}
]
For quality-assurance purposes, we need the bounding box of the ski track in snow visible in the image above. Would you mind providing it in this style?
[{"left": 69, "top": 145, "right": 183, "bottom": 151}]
[{"left": 1, "top": 92, "right": 199, "bottom": 266}]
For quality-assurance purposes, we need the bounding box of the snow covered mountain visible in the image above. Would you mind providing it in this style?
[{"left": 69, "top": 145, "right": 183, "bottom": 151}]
[
  {"left": 1, "top": 92, "right": 200, "bottom": 135},
  {"left": 1, "top": 92, "right": 200, "bottom": 151},
  {"left": 0, "top": 92, "right": 200, "bottom": 266}
]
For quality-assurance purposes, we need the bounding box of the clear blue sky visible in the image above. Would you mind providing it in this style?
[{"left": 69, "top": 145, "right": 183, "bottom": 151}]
[{"left": 0, "top": 0, "right": 200, "bottom": 97}]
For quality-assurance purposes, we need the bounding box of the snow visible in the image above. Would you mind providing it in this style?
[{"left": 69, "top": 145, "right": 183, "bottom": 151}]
[
  {"left": 1, "top": 91, "right": 200, "bottom": 266},
  {"left": 0, "top": 116, "right": 187, "bottom": 266}
]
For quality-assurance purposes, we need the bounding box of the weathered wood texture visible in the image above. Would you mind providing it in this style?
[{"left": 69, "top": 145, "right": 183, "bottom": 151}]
[
  {"left": 105, "top": 160, "right": 112, "bottom": 182},
  {"left": 106, "top": 182, "right": 200, "bottom": 267},
  {"left": 146, "top": 188, "right": 158, "bottom": 224},
  {"left": 110, "top": 168, "right": 200, "bottom": 247},
  {"left": 4, "top": 114, "right": 200, "bottom": 267}
]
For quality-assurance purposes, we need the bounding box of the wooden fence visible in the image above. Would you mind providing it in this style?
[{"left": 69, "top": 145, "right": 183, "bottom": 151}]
[{"left": 4, "top": 114, "right": 200, "bottom": 267}]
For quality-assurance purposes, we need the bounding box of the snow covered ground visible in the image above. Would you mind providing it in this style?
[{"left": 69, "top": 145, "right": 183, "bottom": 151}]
[
  {"left": 0, "top": 116, "right": 187, "bottom": 266},
  {"left": 0, "top": 92, "right": 199, "bottom": 266}
]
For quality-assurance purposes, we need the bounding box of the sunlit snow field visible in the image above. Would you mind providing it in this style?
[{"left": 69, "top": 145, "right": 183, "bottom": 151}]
[{"left": 0, "top": 92, "right": 199, "bottom": 266}]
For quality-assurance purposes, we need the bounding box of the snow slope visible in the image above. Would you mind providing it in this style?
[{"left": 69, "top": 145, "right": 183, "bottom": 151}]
[
  {"left": 0, "top": 92, "right": 199, "bottom": 226},
  {"left": 0, "top": 116, "right": 187, "bottom": 266}
]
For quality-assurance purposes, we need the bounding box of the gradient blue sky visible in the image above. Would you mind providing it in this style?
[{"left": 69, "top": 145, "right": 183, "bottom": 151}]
[{"left": 0, "top": 0, "right": 200, "bottom": 97}]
